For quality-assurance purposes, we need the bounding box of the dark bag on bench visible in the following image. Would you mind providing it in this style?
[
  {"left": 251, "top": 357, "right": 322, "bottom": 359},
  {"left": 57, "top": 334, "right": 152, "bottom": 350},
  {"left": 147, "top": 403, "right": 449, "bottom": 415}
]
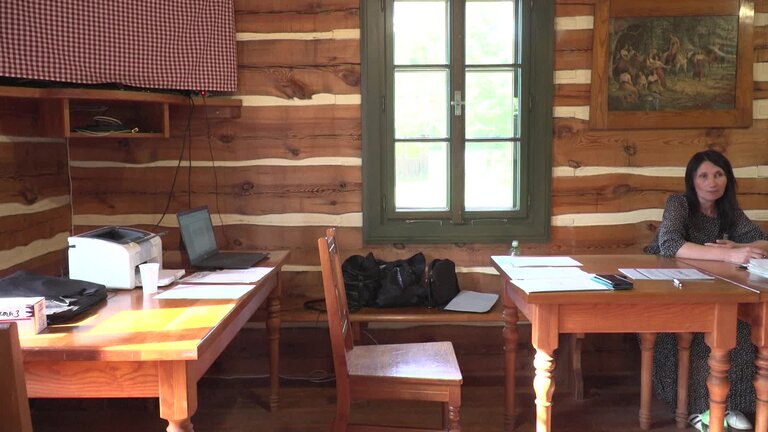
[
  {"left": 426, "top": 259, "right": 460, "bottom": 308},
  {"left": 375, "top": 252, "right": 427, "bottom": 308},
  {"left": 0, "top": 270, "right": 108, "bottom": 324},
  {"left": 341, "top": 253, "right": 381, "bottom": 312}
]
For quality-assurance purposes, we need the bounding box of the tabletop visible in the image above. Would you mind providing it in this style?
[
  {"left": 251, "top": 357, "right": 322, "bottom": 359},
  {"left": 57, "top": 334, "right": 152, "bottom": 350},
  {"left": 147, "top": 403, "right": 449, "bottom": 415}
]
[{"left": 19, "top": 250, "right": 289, "bottom": 362}]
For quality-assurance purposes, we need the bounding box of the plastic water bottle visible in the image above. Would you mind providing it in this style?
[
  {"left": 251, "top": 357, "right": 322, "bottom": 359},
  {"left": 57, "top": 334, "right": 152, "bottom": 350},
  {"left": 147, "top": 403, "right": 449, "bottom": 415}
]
[{"left": 508, "top": 240, "right": 521, "bottom": 256}]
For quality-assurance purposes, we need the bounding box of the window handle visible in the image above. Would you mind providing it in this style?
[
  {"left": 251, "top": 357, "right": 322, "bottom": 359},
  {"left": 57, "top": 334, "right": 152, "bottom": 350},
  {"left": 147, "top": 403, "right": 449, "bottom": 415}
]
[{"left": 450, "top": 90, "right": 465, "bottom": 116}]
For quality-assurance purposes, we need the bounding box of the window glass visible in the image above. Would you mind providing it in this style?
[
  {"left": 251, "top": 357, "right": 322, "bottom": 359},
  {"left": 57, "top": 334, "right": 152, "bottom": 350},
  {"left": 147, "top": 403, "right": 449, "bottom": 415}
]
[
  {"left": 394, "top": 1, "right": 448, "bottom": 65},
  {"left": 395, "top": 141, "right": 449, "bottom": 210}
]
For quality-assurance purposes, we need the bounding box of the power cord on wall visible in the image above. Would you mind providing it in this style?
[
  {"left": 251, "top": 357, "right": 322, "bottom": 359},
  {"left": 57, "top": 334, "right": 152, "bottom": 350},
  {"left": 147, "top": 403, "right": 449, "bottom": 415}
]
[{"left": 153, "top": 95, "right": 195, "bottom": 230}]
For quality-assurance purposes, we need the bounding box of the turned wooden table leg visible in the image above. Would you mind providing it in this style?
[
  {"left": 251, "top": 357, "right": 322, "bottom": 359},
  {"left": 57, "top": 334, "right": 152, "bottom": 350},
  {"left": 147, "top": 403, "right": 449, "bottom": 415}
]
[
  {"left": 675, "top": 333, "right": 693, "bottom": 429},
  {"left": 166, "top": 419, "right": 194, "bottom": 432},
  {"left": 754, "top": 346, "right": 768, "bottom": 432},
  {"left": 639, "top": 332, "right": 657, "bottom": 430},
  {"left": 503, "top": 304, "right": 520, "bottom": 431},
  {"left": 706, "top": 347, "right": 731, "bottom": 432},
  {"left": 533, "top": 348, "right": 556, "bottom": 432}
]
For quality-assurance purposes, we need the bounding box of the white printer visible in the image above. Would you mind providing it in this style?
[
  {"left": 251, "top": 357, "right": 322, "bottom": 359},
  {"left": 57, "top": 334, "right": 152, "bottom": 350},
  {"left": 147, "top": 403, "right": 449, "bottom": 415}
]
[{"left": 68, "top": 226, "right": 163, "bottom": 289}]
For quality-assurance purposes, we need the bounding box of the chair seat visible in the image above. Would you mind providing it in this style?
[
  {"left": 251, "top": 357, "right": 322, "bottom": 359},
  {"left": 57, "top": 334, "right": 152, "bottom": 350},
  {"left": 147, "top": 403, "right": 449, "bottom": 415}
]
[{"left": 348, "top": 341, "right": 462, "bottom": 382}]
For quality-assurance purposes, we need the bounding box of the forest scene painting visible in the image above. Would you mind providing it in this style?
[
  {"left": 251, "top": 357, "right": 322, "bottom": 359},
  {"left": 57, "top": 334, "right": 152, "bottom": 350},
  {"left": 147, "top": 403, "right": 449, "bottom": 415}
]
[{"left": 608, "top": 15, "right": 739, "bottom": 112}]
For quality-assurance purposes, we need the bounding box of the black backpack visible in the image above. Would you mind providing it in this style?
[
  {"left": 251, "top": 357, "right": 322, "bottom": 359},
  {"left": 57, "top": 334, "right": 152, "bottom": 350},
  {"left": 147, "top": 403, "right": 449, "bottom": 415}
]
[
  {"left": 341, "top": 252, "right": 381, "bottom": 312},
  {"left": 375, "top": 252, "right": 428, "bottom": 308},
  {"left": 426, "top": 259, "right": 460, "bottom": 308}
]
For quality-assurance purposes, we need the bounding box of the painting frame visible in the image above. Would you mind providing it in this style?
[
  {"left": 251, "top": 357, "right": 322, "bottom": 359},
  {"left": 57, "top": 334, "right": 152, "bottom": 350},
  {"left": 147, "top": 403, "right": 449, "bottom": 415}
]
[{"left": 589, "top": 0, "right": 753, "bottom": 129}]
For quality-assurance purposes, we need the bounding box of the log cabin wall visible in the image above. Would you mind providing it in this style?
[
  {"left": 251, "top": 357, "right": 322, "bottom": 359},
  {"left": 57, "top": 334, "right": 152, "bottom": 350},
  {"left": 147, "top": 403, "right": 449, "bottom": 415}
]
[
  {"left": 1, "top": 0, "right": 767, "bottom": 310},
  {"left": 62, "top": 0, "right": 768, "bottom": 300},
  {"left": 0, "top": 98, "right": 70, "bottom": 277}
]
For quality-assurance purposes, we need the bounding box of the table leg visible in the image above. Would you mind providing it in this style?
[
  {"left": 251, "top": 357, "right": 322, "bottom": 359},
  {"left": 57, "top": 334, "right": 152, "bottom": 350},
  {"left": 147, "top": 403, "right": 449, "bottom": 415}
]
[
  {"left": 503, "top": 304, "right": 520, "bottom": 431},
  {"left": 267, "top": 285, "right": 281, "bottom": 412},
  {"left": 706, "top": 347, "right": 731, "bottom": 432},
  {"left": 158, "top": 361, "right": 196, "bottom": 432},
  {"left": 675, "top": 333, "right": 693, "bottom": 429},
  {"left": 639, "top": 332, "right": 657, "bottom": 430},
  {"left": 754, "top": 345, "right": 768, "bottom": 432},
  {"left": 533, "top": 347, "right": 556, "bottom": 432},
  {"left": 571, "top": 333, "right": 585, "bottom": 401},
  {"left": 166, "top": 419, "right": 194, "bottom": 432}
]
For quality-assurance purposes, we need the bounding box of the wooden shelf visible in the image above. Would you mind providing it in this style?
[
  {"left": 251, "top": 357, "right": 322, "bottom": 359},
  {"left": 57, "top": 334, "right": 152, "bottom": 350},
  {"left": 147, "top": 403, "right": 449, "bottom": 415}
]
[{"left": 0, "top": 86, "right": 242, "bottom": 138}]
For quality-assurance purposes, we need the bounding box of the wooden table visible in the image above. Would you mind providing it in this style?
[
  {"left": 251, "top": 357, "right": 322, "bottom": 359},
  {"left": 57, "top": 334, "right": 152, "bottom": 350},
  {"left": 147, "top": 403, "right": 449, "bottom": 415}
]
[
  {"left": 678, "top": 258, "right": 768, "bottom": 432},
  {"left": 491, "top": 254, "right": 758, "bottom": 432},
  {"left": 19, "top": 250, "right": 288, "bottom": 432}
]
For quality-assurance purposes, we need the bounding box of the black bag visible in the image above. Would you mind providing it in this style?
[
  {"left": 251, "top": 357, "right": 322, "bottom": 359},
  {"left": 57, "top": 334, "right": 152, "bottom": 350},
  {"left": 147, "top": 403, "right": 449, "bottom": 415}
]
[
  {"left": 0, "top": 271, "right": 108, "bottom": 324},
  {"left": 426, "top": 259, "right": 460, "bottom": 308},
  {"left": 341, "top": 252, "right": 381, "bottom": 312},
  {"left": 375, "top": 252, "right": 427, "bottom": 308}
]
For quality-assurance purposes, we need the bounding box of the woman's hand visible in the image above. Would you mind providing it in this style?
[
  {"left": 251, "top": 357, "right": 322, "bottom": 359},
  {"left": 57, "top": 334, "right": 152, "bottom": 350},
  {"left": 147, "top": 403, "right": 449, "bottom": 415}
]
[{"left": 721, "top": 246, "right": 768, "bottom": 265}]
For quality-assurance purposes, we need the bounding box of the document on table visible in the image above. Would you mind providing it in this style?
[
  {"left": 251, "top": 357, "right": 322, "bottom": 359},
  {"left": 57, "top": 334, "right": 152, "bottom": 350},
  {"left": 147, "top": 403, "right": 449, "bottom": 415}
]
[
  {"left": 618, "top": 268, "right": 715, "bottom": 280},
  {"left": 180, "top": 267, "right": 273, "bottom": 284},
  {"left": 511, "top": 277, "right": 611, "bottom": 294},
  {"left": 499, "top": 266, "right": 592, "bottom": 280},
  {"left": 491, "top": 256, "right": 583, "bottom": 267},
  {"left": 154, "top": 284, "right": 256, "bottom": 300}
]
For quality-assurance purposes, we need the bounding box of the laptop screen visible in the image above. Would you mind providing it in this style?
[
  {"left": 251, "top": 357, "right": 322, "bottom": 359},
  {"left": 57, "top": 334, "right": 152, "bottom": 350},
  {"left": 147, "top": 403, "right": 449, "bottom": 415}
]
[{"left": 177, "top": 207, "right": 218, "bottom": 264}]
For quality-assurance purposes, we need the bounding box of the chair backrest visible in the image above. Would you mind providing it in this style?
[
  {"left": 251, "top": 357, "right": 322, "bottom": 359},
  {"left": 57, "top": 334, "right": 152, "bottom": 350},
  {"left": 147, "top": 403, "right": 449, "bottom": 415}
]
[
  {"left": 0, "top": 322, "right": 33, "bottom": 432},
  {"left": 318, "top": 227, "right": 354, "bottom": 390}
]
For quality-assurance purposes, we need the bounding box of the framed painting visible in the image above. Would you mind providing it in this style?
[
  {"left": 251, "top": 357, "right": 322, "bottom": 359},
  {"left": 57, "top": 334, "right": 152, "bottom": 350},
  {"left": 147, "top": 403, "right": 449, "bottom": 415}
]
[{"left": 589, "top": 0, "right": 753, "bottom": 129}]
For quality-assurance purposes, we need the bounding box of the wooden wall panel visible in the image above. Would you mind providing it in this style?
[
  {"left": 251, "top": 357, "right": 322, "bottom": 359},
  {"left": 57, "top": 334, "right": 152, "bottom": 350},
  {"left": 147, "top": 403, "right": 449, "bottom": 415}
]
[
  {"left": 554, "top": 84, "right": 591, "bottom": 106},
  {"left": 235, "top": 1, "right": 359, "bottom": 33},
  {"left": 70, "top": 165, "right": 361, "bottom": 215},
  {"left": 238, "top": 66, "right": 360, "bottom": 97},
  {"left": 554, "top": 119, "right": 768, "bottom": 166},
  {"left": 238, "top": 40, "right": 359, "bottom": 68}
]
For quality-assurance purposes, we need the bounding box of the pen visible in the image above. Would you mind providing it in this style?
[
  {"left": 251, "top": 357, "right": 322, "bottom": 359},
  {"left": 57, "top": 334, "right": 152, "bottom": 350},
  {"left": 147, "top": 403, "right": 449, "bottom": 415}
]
[{"left": 673, "top": 278, "right": 683, "bottom": 289}]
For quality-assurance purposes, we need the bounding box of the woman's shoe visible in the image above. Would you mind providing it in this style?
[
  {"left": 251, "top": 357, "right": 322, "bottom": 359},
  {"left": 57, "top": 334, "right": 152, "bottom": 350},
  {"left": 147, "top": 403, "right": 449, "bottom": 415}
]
[
  {"left": 725, "top": 410, "right": 752, "bottom": 430},
  {"left": 689, "top": 413, "right": 704, "bottom": 432}
]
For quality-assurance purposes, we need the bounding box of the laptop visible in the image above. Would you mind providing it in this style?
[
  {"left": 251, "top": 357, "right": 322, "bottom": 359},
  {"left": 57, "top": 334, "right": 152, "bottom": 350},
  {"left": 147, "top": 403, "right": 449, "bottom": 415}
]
[{"left": 177, "top": 206, "right": 268, "bottom": 269}]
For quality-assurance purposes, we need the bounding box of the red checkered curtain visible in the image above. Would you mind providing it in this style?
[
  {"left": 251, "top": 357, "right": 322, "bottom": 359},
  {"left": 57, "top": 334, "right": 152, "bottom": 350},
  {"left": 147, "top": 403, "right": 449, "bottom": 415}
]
[{"left": 0, "top": 0, "right": 237, "bottom": 92}]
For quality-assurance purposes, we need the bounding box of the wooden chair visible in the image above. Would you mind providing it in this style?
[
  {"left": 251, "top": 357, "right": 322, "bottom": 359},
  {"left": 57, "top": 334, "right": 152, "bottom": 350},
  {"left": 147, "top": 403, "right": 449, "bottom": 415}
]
[
  {"left": 318, "top": 227, "right": 463, "bottom": 432},
  {"left": 0, "top": 322, "right": 33, "bottom": 432}
]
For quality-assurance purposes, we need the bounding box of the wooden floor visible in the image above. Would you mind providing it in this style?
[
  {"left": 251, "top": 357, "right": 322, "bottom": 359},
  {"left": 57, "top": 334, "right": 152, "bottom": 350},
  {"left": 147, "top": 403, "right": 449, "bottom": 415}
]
[{"left": 29, "top": 372, "right": 745, "bottom": 432}]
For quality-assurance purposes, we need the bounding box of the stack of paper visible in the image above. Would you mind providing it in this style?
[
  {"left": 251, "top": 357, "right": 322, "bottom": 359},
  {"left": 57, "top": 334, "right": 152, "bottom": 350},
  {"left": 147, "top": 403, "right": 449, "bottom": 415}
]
[
  {"left": 491, "top": 256, "right": 610, "bottom": 293},
  {"left": 748, "top": 259, "right": 768, "bottom": 278}
]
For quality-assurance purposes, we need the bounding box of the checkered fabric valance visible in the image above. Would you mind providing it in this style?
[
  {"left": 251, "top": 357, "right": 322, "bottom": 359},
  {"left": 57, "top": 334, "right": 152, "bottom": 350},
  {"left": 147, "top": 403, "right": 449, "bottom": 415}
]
[{"left": 0, "top": 0, "right": 237, "bottom": 92}]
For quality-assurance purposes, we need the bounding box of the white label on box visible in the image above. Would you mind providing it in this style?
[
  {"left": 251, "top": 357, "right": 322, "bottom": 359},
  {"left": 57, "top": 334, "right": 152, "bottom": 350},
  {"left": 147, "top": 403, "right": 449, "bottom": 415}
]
[{"left": 0, "top": 297, "right": 47, "bottom": 334}]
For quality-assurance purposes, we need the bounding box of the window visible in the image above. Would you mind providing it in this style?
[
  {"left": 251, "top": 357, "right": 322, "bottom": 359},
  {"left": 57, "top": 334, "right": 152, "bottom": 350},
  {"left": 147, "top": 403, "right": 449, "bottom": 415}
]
[{"left": 362, "top": 0, "right": 553, "bottom": 243}]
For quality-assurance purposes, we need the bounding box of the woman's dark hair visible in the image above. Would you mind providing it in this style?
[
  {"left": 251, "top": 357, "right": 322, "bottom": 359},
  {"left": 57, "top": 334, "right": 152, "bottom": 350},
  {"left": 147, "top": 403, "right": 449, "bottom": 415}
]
[{"left": 684, "top": 150, "right": 739, "bottom": 236}]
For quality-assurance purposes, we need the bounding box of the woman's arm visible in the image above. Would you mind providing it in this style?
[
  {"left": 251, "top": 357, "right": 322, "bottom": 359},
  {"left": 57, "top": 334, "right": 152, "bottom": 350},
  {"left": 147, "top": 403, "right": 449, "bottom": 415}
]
[{"left": 676, "top": 240, "right": 765, "bottom": 264}]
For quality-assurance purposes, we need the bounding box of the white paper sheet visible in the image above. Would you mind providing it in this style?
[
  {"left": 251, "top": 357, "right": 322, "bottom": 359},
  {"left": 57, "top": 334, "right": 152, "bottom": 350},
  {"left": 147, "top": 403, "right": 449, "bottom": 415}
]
[
  {"left": 443, "top": 291, "right": 499, "bottom": 313},
  {"left": 180, "top": 267, "right": 273, "bottom": 284},
  {"left": 510, "top": 277, "right": 611, "bottom": 293},
  {"left": 154, "top": 284, "right": 255, "bottom": 300},
  {"left": 618, "top": 268, "right": 714, "bottom": 280},
  {"left": 498, "top": 266, "right": 591, "bottom": 280},
  {"left": 491, "top": 256, "right": 583, "bottom": 267}
]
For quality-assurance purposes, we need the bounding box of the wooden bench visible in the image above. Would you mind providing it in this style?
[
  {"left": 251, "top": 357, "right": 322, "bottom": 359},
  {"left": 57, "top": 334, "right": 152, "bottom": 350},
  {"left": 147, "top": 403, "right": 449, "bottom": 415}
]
[{"left": 280, "top": 295, "right": 504, "bottom": 340}]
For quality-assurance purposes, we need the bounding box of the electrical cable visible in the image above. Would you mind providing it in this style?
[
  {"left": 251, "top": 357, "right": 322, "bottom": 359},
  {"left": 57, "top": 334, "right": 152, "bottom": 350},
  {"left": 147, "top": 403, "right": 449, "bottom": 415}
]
[
  {"left": 65, "top": 137, "right": 74, "bottom": 237},
  {"left": 153, "top": 95, "right": 195, "bottom": 230},
  {"left": 201, "top": 95, "right": 225, "bottom": 232}
]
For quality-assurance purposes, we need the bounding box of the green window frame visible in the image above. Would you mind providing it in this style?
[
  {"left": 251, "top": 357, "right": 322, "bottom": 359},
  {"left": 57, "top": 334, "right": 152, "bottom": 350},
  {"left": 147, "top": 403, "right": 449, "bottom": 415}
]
[{"left": 361, "top": 0, "right": 553, "bottom": 243}]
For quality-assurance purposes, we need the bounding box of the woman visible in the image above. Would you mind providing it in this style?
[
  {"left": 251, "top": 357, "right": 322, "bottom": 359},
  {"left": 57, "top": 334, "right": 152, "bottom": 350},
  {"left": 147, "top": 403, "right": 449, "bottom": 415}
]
[{"left": 645, "top": 150, "right": 768, "bottom": 430}]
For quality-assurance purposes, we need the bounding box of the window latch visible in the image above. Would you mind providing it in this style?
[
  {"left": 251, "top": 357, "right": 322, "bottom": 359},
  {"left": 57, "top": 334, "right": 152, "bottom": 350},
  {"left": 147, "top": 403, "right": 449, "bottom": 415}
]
[{"left": 450, "top": 90, "right": 465, "bottom": 116}]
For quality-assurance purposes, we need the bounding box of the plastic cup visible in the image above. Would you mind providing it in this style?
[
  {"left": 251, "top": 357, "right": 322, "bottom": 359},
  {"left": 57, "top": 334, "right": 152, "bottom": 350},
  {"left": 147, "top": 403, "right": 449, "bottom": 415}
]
[{"left": 139, "top": 263, "right": 160, "bottom": 294}]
